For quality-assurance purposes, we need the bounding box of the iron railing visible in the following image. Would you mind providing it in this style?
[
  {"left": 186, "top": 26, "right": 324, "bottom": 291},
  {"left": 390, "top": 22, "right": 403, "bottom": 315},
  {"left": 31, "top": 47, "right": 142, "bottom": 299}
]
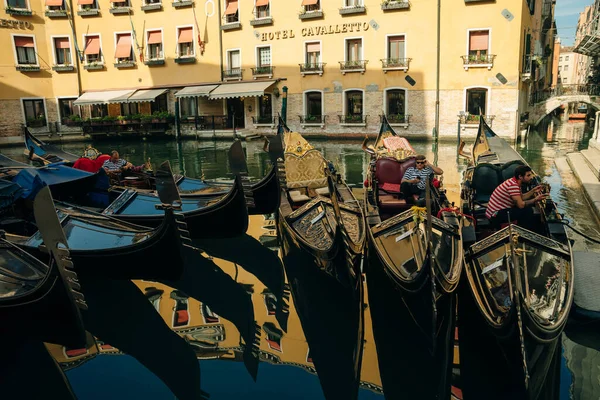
[
  {"left": 223, "top": 68, "right": 244, "bottom": 79},
  {"left": 529, "top": 84, "right": 600, "bottom": 105},
  {"left": 338, "top": 114, "right": 368, "bottom": 124},
  {"left": 458, "top": 114, "right": 495, "bottom": 125},
  {"left": 461, "top": 54, "right": 496, "bottom": 65},
  {"left": 299, "top": 62, "right": 326, "bottom": 74},
  {"left": 380, "top": 114, "right": 411, "bottom": 124},
  {"left": 381, "top": 58, "right": 411, "bottom": 70},
  {"left": 299, "top": 115, "right": 327, "bottom": 124},
  {"left": 251, "top": 116, "right": 276, "bottom": 125},
  {"left": 180, "top": 115, "right": 244, "bottom": 130},
  {"left": 339, "top": 60, "right": 368, "bottom": 71},
  {"left": 251, "top": 66, "right": 274, "bottom": 76}
]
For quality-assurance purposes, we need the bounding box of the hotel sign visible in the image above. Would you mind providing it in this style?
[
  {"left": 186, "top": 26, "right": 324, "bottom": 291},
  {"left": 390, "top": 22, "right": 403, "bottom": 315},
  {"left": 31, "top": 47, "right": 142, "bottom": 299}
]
[
  {"left": 0, "top": 19, "right": 33, "bottom": 29},
  {"left": 260, "top": 22, "right": 370, "bottom": 42}
]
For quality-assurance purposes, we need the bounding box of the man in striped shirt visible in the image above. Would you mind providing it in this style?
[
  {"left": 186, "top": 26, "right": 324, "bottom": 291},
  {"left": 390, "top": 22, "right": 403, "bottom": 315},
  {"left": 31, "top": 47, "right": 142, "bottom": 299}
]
[
  {"left": 486, "top": 165, "right": 548, "bottom": 233},
  {"left": 400, "top": 154, "right": 444, "bottom": 204}
]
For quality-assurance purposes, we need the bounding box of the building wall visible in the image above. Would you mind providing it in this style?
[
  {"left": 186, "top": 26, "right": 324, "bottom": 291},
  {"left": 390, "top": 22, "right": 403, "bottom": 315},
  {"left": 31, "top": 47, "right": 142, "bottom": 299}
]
[
  {"left": 0, "top": 0, "right": 546, "bottom": 140},
  {"left": 558, "top": 49, "right": 578, "bottom": 84},
  {"left": 552, "top": 37, "right": 561, "bottom": 87}
]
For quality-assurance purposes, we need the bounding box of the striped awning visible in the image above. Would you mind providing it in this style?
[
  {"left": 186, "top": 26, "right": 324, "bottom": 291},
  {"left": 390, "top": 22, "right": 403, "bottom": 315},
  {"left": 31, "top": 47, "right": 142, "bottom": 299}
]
[
  {"left": 126, "top": 88, "right": 168, "bottom": 103},
  {"left": 175, "top": 85, "right": 218, "bottom": 98},
  {"left": 208, "top": 81, "right": 275, "bottom": 100},
  {"left": 73, "top": 90, "right": 136, "bottom": 106}
]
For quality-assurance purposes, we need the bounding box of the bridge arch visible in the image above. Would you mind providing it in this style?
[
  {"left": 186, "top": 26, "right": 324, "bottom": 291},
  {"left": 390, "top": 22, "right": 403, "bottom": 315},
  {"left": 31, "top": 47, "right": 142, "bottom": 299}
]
[{"left": 528, "top": 85, "right": 600, "bottom": 126}]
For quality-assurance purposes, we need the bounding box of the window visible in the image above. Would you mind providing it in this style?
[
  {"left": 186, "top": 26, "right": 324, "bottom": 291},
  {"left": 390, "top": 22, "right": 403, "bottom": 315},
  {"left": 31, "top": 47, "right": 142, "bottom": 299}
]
[
  {"left": 558, "top": 66, "right": 562, "bottom": 72},
  {"left": 120, "top": 103, "right": 139, "bottom": 115},
  {"left": 386, "top": 89, "right": 406, "bottom": 117},
  {"left": 466, "top": 88, "right": 487, "bottom": 116},
  {"left": 563, "top": 64, "right": 568, "bottom": 71},
  {"left": 46, "top": 0, "right": 64, "bottom": 10},
  {"left": 345, "top": 0, "right": 362, "bottom": 6},
  {"left": 177, "top": 27, "right": 194, "bottom": 57},
  {"left": 228, "top": 49, "right": 241, "bottom": 69},
  {"left": 257, "top": 94, "right": 272, "bottom": 123},
  {"left": 111, "top": 0, "right": 130, "bottom": 6},
  {"left": 8, "top": 0, "right": 28, "bottom": 9},
  {"left": 468, "top": 30, "right": 489, "bottom": 59},
  {"left": 53, "top": 37, "right": 71, "bottom": 65},
  {"left": 58, "top": 98, "right": 80, "bottom": 121},
  {"left": 563, "top": 77, "right": 567, "bottom": 83},
  {"left": 346, "top": 38, "right": 362, "bottom": 62},
  {"left": 22, "top": 99, "right": 46, "bottom": 125},
  {"left": 257, "top": 46, "right": 270, "bottom": 67},
  {"left": 145, "top": 0, "right": 160, "bottom": 4},
  {"left": 565, "top": 56, "right": 569, "bottom": 61},
  {"left": 559, "top": 56, "right": 563, "bottom": 61},
  {"left": 305, "top": 42, "right": 321, "bottom": 65},
  {"left": 78, "top": 0, "right": 98, "bottom": 9},
  {"left": 388, "top": 35, "right": 405, "bottom": 61},
  {"left": 224, "top": 0, "right": 239, "bottom": 23},
  {"left": 83, "top": 35, "right": 102, "bottom": 63},
  {"left": 305, "top": 91, "right": 322, "bottom": 122},
  {"left": 255, "top": 0, "right": 269, "bottom": 18},
  {"left": 151, "top": 93, "right": 168, "bottom": 113},
  {"left": 90, "top": 104, "right": 108, "bottom": 118},
  {"left": 180, "top": 97, "right": 196, "bottom": 117},
  {"left": 115, "top": 33, "right": 133, "bottom": 62},
  {"left": 13, "top": 36, "right": 37, "bottom": 65},
  {"left": 147, "top": 30, "right": 163, "bottom": 60},
  {"left": 345, "top": 90, "right": 363, "bottom": 117},
  {"left": 302, "top": 0, "right": 319, "bottom": 12}
]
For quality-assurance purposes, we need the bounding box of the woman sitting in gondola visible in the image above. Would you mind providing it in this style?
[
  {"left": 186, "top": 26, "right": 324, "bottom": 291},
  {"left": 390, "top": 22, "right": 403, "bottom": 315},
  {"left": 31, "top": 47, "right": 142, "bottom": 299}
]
[{"left": 486, "top": 165, "right": 548, "bottom": 234}]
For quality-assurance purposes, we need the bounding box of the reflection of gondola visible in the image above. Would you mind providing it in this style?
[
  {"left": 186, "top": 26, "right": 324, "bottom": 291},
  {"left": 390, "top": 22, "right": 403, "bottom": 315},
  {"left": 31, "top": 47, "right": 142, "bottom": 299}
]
[
  {"left": 458, "top": 118, "right": 574, "bottom": 400},
  {"left": 171, "top": 290, "right": 190, "bottom": 328},
  {"left": 275, "top": 120, "right": 365, "bottom": 400},
  {"left": 0, "top": 186, "right": 87, "bottom": 348},
  {"left": 263, "top": 322, "right": 283, "bottom": 353},
  {"left": 24, "top": 128, "right": 280, "bottom": 215},
  {"left": 201, "top": 303, "right": 220, "bottom": 324},
  {"left": 145, "top": 287, "right": 164, "bottom": 312},
  {"left": 362, "top": 116, "right": 463, "bottom": 399}
]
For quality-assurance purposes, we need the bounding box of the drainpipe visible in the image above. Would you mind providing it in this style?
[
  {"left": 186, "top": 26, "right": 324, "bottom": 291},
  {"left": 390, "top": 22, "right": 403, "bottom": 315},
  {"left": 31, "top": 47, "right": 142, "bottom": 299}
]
[
  {"left": 434, "top": 0, "right": 441, "bottom": 142},
  {"left": 218, "top": 0, "right": 224, "bottom": 82},
  {"left": 281, "top": 86, "right": 288, "bottom": 124}
]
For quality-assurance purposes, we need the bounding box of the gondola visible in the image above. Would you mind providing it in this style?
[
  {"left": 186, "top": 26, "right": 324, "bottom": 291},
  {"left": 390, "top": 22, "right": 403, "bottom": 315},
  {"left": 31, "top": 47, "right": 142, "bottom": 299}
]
[
  {"left": 9, "top": 144, "right": 251, "bottom": 239},
  {"left": 0, "top": 186, "right": 87, "bottom": 348},
  {"left": 273, "top": 119, "right": 365, "bottom": 399},
  {"left": 23, "top": 128, "right": 279, "bottom": 215},
  {"left": 457, "top": 117, "right": 574, "bottom": 400},
  {"left": 1, "top": 162, "right": 191, "bottom": 281},
  {"left": 362, "top": 116, "right": 463, "bottom": 399}
]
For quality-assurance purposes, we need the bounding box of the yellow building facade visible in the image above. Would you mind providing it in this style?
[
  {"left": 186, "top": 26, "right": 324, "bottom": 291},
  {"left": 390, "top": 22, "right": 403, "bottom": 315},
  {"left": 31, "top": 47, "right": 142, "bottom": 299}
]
[{"left": 0, "top": 0, "right": 554, "bottom": 143}]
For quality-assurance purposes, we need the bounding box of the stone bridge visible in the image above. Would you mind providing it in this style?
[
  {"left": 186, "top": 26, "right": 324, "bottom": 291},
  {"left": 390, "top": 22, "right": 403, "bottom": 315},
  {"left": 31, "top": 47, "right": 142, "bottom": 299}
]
[{"left": 528, "top": 85, "right": 600, "bottom": 126}]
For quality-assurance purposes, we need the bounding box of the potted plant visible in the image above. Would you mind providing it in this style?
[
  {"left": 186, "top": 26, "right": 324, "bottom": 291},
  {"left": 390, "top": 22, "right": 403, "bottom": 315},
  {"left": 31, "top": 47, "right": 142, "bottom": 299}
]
[
  {"left": 90, "top": 117, "right": 103, "bottom": 126},
  {"left": 102, "top": 116, "right": 116, "bottom": 125},
  {"left": 64, "top": 114, "right": 82, "bottom": 126},
  {"left": 140, "top": 114, "right": 153, "bottom": 124},
  {"left": 116, "top": 115, "right": 127, "bottom": 124}
]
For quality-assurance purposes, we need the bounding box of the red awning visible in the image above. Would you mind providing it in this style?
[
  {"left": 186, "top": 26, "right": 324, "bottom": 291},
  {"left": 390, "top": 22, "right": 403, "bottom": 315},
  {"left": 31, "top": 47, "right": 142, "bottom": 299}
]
[
  {"left": 84, "top": 36, "right": 100, "bottom": 55},
  {"left": 114, "top": 34, "right": 132, "bottom": 58},
  {"left": 301, "top": 0, "right": 318, "bottom": 5},
  {"left": 14, "top": 37, "right": 34, "bottom": 47},
  {"left": 54, "top": 38, "right": 70, "bottom": 49},
  {"left": 177, "top": 27, "right": 193, "bottom": 43},
  {"left": 255, "top": 0, "right": 268, "bottom": 6},
  {"left": 224, "top": 0, "right": 238, "bottom": 15},
  {"left": 77, "top": 0, "right": 94, "bottom": 5},
  {"left": 147, "top": 31, "right": 162, "bottom": 44},
  {"left": 46, "top": 0, "right": 63, "bottom": 6}
]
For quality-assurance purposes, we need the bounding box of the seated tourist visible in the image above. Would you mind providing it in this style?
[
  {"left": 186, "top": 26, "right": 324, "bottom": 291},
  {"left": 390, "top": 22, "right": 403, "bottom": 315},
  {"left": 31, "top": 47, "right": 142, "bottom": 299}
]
[
  {"left": 102, "top": 150, "right": 145, "bottom": 174},
  {"left": 485, "top": 165, "right": 548, "bottom": 233},
  {"left": 400, "top": 155, "right": 444, "bottom": 204}
]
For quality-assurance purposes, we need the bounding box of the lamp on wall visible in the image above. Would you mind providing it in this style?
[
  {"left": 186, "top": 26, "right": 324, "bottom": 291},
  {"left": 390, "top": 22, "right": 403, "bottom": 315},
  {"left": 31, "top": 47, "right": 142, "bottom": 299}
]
[
  {"left": 248, "top": 104, "right": 253, "bottom": 112},
  {"left": 272, "top": 87, "right": 280, "bottom": 98}
]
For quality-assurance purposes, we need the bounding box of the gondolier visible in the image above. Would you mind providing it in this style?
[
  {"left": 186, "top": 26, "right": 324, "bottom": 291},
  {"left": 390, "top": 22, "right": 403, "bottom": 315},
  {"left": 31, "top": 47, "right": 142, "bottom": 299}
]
[
  {"left": 485, "top": 165, "right": 548, "bottom": 233},
  {"left": 400, "top": 155, "right": 443, "bottom": 204}
]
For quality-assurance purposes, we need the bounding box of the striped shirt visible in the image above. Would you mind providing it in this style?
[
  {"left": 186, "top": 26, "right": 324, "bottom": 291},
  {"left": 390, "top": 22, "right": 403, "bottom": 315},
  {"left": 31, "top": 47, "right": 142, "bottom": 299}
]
[
  {"left": 102, "top": 158, "right": 127, "bottom": 172},
  {"left": 403, "top": 166, "right": 433, "bottom": 190},
  {"left": 485, "top": 177, "right": 522, "bottom": 218}
]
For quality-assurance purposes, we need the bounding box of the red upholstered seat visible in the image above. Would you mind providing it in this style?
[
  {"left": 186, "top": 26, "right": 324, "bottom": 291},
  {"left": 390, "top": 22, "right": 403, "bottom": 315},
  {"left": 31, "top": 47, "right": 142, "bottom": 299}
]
[
  {"left": 375, "top": 157, "right": 416, "bottom": 212},
  {"left": 94, "top": 154, "right": 111, "bottom": 171},
  {"left": 73, "top": 157, "right": 97, "bottom": 173}
]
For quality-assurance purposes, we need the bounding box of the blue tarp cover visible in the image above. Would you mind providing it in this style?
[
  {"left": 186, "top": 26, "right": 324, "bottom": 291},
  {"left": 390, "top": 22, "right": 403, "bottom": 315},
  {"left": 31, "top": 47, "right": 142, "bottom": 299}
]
[
  {"left": 0, "top": 179, "right": 24, "bottom": 208},
  {"left": 13, "top": 163, "right": 95, "bottom": 200}
]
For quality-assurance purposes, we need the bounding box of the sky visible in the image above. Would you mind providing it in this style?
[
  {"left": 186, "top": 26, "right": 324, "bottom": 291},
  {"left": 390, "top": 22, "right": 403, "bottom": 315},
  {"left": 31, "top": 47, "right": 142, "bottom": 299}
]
[{"left": 555, "top": 0, "right": 594, "bottom": 46}]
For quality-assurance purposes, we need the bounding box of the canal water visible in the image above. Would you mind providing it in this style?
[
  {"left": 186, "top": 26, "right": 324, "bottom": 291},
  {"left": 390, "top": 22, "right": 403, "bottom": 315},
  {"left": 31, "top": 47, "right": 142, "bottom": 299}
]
[{"left": 4, "top": 117, "right": 599, "bottom": 399}]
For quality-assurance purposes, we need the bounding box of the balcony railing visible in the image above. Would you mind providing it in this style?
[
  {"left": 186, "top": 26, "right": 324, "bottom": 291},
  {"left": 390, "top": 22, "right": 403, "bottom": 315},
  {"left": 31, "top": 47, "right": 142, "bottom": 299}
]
[
  {"left": 114, "top": 60, "right": 135, "bottom": 68},
  {"left": 461, "top": 54, "right": 496, "bottom": 70},
  {"left": 529, "top": 84, "right": 600, "bottom": 105},
  {"left": 144, "top": 58, "right": 165, "bottom": 66},
  {"left": 381, "top": 58, "right": 411, "bottom": 72},
  {"left": 299, "top": 8, "right": 323, "bottom": 19},
  {"left": 6, "top": 7, "right": 32, "bottom": 15},
  {"left": 223, "top": 68, "right": 244, "bottom": 81},
  {"left": 250, "top": 14, "right": 273, "bottom": 26},
  {"left": 339, "top": 60, "right": 367, "bottom": 74},
  {"left": 141, "top": 2, "right": 161, "bottom": 10},
  {"left": 109, "top": 6, "right": 131, "bottom": 13},
  {"left": 172, "top": 0, "right": 193, "bottom": 7},
  {"left": 174, "top": 56, "right": 196, "bottom": 64},
  {"left": 299, "top": 62, "right": 325, "bottom": 76},
  {"left": 521, "top": 54, "right": 533, "bottom": 81},
  {"left": 222, "top": 15, "right": 241, "bottom": 30},
  {"left": 299, "top": 115, "right": 327, "bottom": 126},
  {"left": 16, "top": 65, "right": 41, "bottom": 72},
  {"left": 52, "top": 64, "right": 75, "bottom": 71},
  {"left": 458, "top": 114, "right": 494, "bottom": 126},
  {"left": 338, "top": 114, "right": 368, "bottom": 125},
  {"left": 339, "top": 5, "right": 365, "bottom": 15},
  {"left": 381, "top": 114, "right": 411, "bottom": 124},
  {"left": 180, "top": 115, "right": 243, "bottom": 130},
  {"left": 45, "top": 8, "right": 67, "bottom": 17},
  {"left": 251, "top": 116, "right": 276, "bottom": 126},
  {"left": 251, "top": 66, "right": 273, "bottom": 79},
  {"left": 77, "top": 8, "right": 99, "bottom": 15},
  {"left": 84, "top": 62, "right": 104, "bottom": 70},
  {"left": 381, "top": 0, "right": 410, "bottom": 10}
]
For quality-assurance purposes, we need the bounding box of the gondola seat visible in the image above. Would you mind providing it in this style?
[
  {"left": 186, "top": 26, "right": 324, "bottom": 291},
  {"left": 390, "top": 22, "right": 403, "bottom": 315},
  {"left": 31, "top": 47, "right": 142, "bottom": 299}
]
[
  {"left": 374, "top": 157, "right": 417, "bottom": 212},
  {"left": 285, "top": 150, "right": 330, "bottom": 203},
  {"left": 471, "top": 163, "right": 502, "bottom": 205},
  {"left": 500, "top": 160, "right": 525, "bottom": 181}
]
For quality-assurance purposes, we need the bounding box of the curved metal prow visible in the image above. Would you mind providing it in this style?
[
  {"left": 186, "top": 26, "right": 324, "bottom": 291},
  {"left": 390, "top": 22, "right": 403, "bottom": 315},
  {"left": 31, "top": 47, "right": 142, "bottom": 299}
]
[
  {"left": 361, "top": 137, "right": 375, "bottom": 155},
  {"left": 155, "top": 160, "right": 182, "bottom": 210}
]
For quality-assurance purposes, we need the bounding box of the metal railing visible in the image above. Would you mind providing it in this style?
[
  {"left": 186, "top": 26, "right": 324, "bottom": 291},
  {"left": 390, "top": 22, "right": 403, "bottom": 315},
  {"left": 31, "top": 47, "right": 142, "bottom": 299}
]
[
  {"left": 380, "top": 58, "right": 411, "bottom": 69},
  {"left": 223, "top": 68, "right": 244, "bottom": 79},
  {"left": 299, "top": 115, "right": 327, "bottom": 124},
  {"left": 458, "top": 114, "right": 495, "bottom": 125},
  {"left": 251, "top": 116, "right": 276, "bottom": 125},
  {"left": 251, "top": 66, "right": 274, "bottom": 76},
  {"left": 461, "top": 54, "right": 496, "bottom": 65},
  {"left": 529, "top": 84, "right": 600, "bottom": 105},
  {"left": 299, "top": 62, "right": 326, "bottom": 74},
  {"left": 339, "top": 60, "right": 368, "bottom": 71},
  {"left": 380, "top": 114, "right": 411, "bottom": 124},
  {"left": 522, "top": 54, "right": 533, "bottom": 75},
  {"left": 180, "top": 115, "right": 244, "bottom": 130},
  {"left": 338, "top": 114, "right": 368, "bottom": 124}
]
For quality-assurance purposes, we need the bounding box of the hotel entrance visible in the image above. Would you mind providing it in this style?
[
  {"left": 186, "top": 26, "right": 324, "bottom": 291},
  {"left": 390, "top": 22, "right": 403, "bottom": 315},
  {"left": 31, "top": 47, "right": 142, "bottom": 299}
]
[{"left": 226, "top": 98, "right": 245, "bottom": 129}]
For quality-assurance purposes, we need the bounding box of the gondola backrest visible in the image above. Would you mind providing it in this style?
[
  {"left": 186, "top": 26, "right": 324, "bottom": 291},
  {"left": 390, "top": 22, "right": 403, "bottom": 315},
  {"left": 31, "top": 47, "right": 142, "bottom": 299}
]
[
  {"left": 374, "top": 157, "right": 416, "bottom": 187},
  {"left": 470, "top": 163, "right": 502, "bottom": 203},
  {"left": 500, "top": 160, "right": 525, "bottom": 182},
  {"left": 284, "top": 149, "right": 327, "bottom": 189}
]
